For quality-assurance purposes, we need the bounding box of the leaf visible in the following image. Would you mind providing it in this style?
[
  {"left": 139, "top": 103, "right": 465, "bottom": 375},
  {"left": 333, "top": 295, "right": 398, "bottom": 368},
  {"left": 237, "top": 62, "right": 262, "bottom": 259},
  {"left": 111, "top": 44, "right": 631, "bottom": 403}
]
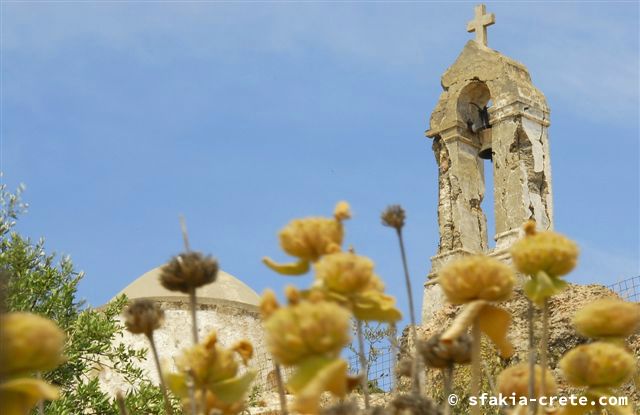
[
  {"left": 0, "top": 378, "right": 59, "bottom": 415},
  {"left": 524, "top": 271, "right": 568, "bottom": 305},
  {"left": 209, "top": 370, "right": 256, "bottom": 404},
  {"left": 262, "top": 257, "right": 310, "bottom": 276},
  {"left": 352, "top": 290, "right": 402, "bottom": 323},
  {"left": 287, "top": 356, "right": 348, "bottom": 415},
  {"left": 476, "top": 304, "right": 514, "bottom": 358},
  {"left": 164, "top": 372, "right": 189, "bottom": 398}
]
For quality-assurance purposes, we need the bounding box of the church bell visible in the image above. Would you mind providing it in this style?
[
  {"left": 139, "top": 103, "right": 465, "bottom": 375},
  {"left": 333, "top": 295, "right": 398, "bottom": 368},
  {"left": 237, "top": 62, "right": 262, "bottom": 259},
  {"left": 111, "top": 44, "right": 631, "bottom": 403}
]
[{"left": 478, "top": 128, "right": 493, "bottom": 160}]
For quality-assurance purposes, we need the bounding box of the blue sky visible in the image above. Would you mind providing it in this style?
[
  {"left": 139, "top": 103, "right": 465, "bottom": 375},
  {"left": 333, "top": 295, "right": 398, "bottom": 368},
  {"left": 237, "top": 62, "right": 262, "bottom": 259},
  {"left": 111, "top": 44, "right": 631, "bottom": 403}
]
[{"left": 1, "top": 2, "right": 638, "bottom": 325}]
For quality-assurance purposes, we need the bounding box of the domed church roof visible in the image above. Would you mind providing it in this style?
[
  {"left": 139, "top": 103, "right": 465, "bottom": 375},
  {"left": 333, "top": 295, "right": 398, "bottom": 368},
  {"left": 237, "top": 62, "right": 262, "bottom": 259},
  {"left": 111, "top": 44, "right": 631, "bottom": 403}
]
[{"left": 115, "top": 265, "right": 261, "bottom": 308}]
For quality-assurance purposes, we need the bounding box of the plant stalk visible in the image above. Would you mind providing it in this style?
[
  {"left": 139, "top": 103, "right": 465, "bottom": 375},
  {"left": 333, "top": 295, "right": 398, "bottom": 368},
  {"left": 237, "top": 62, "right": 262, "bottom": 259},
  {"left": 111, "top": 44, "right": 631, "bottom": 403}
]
[
  {"left": 356, "top": 319, "right": 371, "bottom": 409},
  {"left": 116, "top": 391, "right": 130, "bottom": 415},
  {"left": 186, "top": 370, "right": 197, "bottom": 415},
  {"left": 37, "top": 372, "right": 44, "bottom": 415},
  {"left": 274, "top": 363, "right": 288, "bottom": 415},
  {"left": 189, "top": 287, "right": 199, "bottom": 345},
  {"left": 395, "top": 228, "right": 420, "bottom": 394},
  {"left": 471, "top": 322, "right": 481, "bottom": 415},
  {"left": 389, "top": 323, "right": 399, "bottom": 390},
  {"left": 540, "top": 298, "right": 549, "bottom": 398},
  {"left": 443, "top": 365, "right": 453, "bottom": 415},
  {"left": 147, "top": 333, "right": 174, "bottom": 415},
  {"left": 527, "top": 299, "right": 537, "bottom": 415}
]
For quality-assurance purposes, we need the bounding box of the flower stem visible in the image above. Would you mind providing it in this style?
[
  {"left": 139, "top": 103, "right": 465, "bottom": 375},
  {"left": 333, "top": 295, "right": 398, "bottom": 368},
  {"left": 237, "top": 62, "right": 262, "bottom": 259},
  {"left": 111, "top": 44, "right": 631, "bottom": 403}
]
[
  {"left": 274, "top": 363, "right": 288, "bottom": 415},
  {"left": 471, "top": 322, "right": 481, "bottom": 415},
  {"left": 443, "top": 365, "right": 453, "bottom": 415},
  {"left": 395, "top": 228, "right": 420, "bottom": 394},
  {"left": 540, "top": 298, "right": 549, "bottom": 397},
  {"left": 389, "top": 323, "right": 398, "bottom": 390},
  {"left": 527, "top": 299, "right": 537, "bottom": 415},
  {"left": 189, "top": 287, "right": 198, "bottom": 345},
  {"left": 186, "top": 370, "right": 197, "bottom": 415},
  {"left": 116, "top": 391, "right": 129, "bottom": 415},
  {"left": 356, "top": 319, "right": 370, "bottom": 409},
  {"left": 36, "top": 372, "right": 44, "bottom": 415},
  {"left": 148, "top": 333, "right": 174, "bottom": 415}
]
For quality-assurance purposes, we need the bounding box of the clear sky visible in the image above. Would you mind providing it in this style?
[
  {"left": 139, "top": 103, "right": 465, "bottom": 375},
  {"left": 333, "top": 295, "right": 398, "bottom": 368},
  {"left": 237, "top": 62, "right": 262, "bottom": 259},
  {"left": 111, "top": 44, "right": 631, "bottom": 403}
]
[{"left": 1, "top": 2, "right": 638, "bottom": 326}]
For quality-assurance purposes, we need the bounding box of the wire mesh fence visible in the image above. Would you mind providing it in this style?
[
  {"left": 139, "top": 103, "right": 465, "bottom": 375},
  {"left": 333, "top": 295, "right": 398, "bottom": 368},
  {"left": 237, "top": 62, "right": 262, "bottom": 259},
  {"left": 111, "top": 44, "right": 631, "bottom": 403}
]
[
  {"left": 251, "top": 276, "right": 640, "bottom": 396},
  {"left": 608, "top": 275, "right": 640, "bottom": 302}
]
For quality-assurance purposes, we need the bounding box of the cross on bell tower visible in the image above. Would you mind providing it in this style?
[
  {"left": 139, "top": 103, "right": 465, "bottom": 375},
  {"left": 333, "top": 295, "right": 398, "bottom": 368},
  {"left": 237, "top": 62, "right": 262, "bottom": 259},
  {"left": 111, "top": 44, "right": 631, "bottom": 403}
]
[{"left": 467, "top": 4, "right": 495, "bottom": 47}]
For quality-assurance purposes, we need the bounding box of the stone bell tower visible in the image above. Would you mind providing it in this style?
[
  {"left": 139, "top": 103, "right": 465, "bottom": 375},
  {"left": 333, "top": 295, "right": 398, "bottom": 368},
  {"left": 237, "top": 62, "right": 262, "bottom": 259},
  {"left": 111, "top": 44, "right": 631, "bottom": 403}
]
[{"left": 422, "top": 5, "right": 553, "bottom": 321}]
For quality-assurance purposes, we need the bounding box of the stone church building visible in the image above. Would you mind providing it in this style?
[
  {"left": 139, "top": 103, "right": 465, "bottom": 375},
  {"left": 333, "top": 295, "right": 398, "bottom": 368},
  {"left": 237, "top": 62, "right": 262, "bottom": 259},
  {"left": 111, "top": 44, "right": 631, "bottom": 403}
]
[{"left": 100, "top": 3, "right": 637, "bottom": 404}]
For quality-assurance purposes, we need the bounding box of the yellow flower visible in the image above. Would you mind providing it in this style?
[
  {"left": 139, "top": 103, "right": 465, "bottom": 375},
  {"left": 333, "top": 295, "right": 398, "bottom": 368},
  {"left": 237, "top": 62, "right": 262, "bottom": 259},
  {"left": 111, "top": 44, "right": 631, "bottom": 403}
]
[
  {"left": 264, "top": 300, "right": 351, "bottom": 365},
  {"left": 497, "top": 363, "right": 557, "bottom": 399},
  {"left": 160, "top": 251, "right": 219, "bottom": 293},
  {"left": 123, "top": 299, "right": 164, "bottom": 337},
  {"left": 314, "top": 252, "right": 402, "bottom": 322},
  {"left": 0, "top": 312, "right": 66, "bottom": 377},
  {"left": 560, "top": 342, "right": 636, "bottom": 388},
  {"left": 166, "top": 331, "right": 256, "bottom": 414},
  {"left": 175, "top": 332, "right": 238, "bottom": 387},
  {"left": 262, "top": 202, "right": 350, "bottom": 276},
  {"left": 232, "top": 340, "right": 253, "bottom": 365},
  {"left": 259, "top": 289, "right": 280, "bottom": 320},
  {"left": 315, "top": 252, "right": 375, "bottom": 294},
  {"left": 0, "top": 378, "right": 59, "bottom": 415},
  {"left": 511, "top": 220, "right": 578, "bottom": 278},
  {"left": 438, "top": 255, "right": 515, "bottom": 305},
  {"left": 573, "top": 298, "right": 640, "bottom": 339}
]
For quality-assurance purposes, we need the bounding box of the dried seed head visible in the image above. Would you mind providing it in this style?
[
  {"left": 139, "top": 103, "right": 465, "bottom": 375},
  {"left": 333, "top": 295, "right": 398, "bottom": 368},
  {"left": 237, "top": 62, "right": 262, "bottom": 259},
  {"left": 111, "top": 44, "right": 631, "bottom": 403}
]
[
  {"left": 389, "top": 394, "right": 441, "bottom": 415},
  {"left": 511, "top": 222, "right": 578, "bottom": 278},
  {"left": 0, "top": 312, "right": 66, "bottom": 377},
  {"left": 559, "top": 342, "right": 636, "bottom": 388},
  {"left": 497, "top": 363, "right": 557, "bottom": 399},
  {"left": 438, "top": 255, "right": 514, "bottom": 304},
  {"left": 418, "top": 333, "right": 471, "bottom": 369},
  {"left": 395, "top": 358, "right": 413, "bottom": 377},
  {"left": 381, "top": 205, "right": 406, "bottom": 230},
  {"left": 124, "top": 299, "right": 165, "bottom": 337},
  {"left": 160, "top": 251, "right": 219, "bottom": 293},
  {"left": 573, "top": 298, "right": 640, "bottom": 339}
]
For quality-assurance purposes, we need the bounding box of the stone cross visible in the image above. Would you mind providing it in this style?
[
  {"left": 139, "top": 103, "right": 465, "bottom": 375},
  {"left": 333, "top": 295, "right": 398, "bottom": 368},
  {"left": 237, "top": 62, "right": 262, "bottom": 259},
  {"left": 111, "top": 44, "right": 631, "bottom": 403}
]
[{"left": 467, "top": 4, "right": 495, "bottom": 47}]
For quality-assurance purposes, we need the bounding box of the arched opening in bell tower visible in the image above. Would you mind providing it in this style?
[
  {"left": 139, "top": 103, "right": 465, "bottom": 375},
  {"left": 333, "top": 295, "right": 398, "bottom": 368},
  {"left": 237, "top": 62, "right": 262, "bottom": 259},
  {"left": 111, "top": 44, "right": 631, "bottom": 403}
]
[{"left": 457, "top": 81, "right": 495, "bottom": 249}]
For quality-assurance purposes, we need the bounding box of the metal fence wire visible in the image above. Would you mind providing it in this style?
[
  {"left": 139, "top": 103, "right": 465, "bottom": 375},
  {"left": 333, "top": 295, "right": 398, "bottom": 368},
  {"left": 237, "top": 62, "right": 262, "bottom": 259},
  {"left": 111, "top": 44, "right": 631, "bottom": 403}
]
[{"left": 251, "top": 276, "right": 640, "bottom": 395}]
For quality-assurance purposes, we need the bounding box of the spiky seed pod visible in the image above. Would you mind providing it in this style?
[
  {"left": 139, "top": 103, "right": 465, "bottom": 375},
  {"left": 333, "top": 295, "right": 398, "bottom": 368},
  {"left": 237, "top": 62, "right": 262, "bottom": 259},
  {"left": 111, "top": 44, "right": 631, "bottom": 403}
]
[
  {"left": 0, "top": 312, "right": 65, "bottom": 377},
  {"left": 381, "top": 205, "right": 406, "bottom": 230},
  {"left": 573, "top": 298, "right": 640, "bottom": 339},
  {"left": 559, "top": 342, "right": 637, "bottom": 388},
  {"left": 497, "top": 363, "right": 557, "bottom": 399},
  {"left": 418, "top": 333, "right": 472, "bottom": 369},
  {"left": 510, "top": 220, "right": 579, "bottom": 278},
  {"left": 438, "top": 255, "right": 515, "bottom": 305},
  {"left": 315, "top": 252, "right": 377, "bottom": 294},
  {"left": 389, "top": 394, "right": 442, "bottom": 415},
  {"left": 395, "top": 358, "right": 413, "bottom": 377},
  {"left": 160, "top": 251, "right": 219, "bottom": 293},
  {"left": 124, "top": 299, "right": 165, "bottom": 337},
  {"left": 264, "top": 300, "right": 351, "bottom": 366}
]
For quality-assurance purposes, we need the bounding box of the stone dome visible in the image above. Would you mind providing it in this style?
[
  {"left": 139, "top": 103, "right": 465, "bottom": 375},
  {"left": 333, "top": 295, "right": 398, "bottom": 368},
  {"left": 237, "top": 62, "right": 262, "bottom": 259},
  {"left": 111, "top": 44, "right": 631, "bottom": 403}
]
[{"left": 116, "top": 265, "right": 261, "bottom": 309}]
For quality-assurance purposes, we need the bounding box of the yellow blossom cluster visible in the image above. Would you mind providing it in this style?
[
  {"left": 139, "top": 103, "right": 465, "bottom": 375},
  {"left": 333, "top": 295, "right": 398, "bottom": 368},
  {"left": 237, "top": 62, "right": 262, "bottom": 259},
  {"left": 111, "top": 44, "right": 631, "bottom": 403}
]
[
  {"left": 0, "top": 312, "right": 65, "bottom": 415},
  {"left": 165, "top": 332, "right": 256, "bottom": 415}
]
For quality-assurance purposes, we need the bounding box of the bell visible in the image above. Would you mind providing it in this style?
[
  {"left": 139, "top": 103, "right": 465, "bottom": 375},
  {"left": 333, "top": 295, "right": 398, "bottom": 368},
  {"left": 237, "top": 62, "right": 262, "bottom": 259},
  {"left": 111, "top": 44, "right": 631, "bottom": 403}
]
[{"left": 478, "top": 128, "right": 492, "bottom": 160}]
